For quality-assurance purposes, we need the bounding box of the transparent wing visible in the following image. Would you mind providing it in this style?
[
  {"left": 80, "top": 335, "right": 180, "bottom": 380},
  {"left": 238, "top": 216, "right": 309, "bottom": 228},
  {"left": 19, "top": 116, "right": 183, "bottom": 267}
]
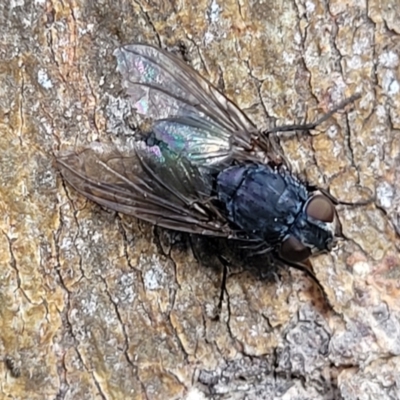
[
  {"left": 114, "top": 43, "right": 268, "bottom": 167},
  {"left": 57, "top": 142, "right": 245, "bottom": 237},
  {"left": 57, "top": 44, "right": 275, "bottom": 237}
]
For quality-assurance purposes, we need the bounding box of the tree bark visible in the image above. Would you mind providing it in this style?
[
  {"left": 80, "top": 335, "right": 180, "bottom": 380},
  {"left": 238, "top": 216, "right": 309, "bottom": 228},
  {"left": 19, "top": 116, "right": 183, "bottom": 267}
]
[{"left": 0, "top": 0, "right": 399, "bottom": 399}]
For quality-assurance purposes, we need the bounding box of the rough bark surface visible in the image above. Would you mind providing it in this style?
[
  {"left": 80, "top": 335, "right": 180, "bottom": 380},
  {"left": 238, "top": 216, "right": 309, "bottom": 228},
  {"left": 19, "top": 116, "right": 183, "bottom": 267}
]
[{"left": 0, "top": 0, "right": 399, "bottom": 399}]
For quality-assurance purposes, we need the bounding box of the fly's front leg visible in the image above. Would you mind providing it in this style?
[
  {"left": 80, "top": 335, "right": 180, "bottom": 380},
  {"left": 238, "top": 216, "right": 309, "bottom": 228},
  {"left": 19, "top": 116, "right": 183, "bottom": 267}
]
[{"left": 263, "top": 94, "right": 361, "bottom": 135}]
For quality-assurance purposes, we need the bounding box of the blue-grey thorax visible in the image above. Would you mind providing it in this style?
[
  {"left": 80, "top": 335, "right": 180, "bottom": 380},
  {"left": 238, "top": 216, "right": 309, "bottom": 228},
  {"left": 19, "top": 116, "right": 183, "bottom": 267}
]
[{"left": 216, "top": 164, "right": 334, "bottom": 251}]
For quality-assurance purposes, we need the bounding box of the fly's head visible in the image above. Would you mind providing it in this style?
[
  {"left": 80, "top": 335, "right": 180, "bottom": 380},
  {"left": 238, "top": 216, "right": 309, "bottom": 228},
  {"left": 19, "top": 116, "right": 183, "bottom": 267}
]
[{"left": 279, "top": 192, "right": 341, "bottom": 263}]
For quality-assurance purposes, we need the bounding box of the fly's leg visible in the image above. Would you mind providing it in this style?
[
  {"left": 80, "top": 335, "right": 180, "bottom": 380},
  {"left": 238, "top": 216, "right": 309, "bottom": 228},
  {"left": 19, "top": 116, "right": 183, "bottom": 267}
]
[
  {"left": 315, "top": 187, "right": 375, "bottom": 207},
  {"left": 214, "top": 255, "right": 228, "bottom": 321},
  {"left": 274, "top": 254, "right": 336, "bottom": 310},
  {"left": 188, "top": 236, "right": 229, "bottom": 320},
  {"left": 264, "top": 94, "right": 361, "bottom": 135}
]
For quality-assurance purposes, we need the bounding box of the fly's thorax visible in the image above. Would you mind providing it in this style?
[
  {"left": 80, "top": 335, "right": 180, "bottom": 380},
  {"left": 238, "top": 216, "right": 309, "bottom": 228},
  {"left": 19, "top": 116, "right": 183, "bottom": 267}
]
[
  {"left": 217, "top": 164, "right": 309, "bottom": 243},
  {"left": 279, "top": 192, "right": 340, "bottom": 262}
]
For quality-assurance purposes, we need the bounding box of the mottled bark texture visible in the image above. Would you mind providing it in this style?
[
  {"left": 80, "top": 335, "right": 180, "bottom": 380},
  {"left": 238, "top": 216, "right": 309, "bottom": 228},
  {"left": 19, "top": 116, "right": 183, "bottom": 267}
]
[{"left": 0, "top": 0, "right": 399, "bottom": 399}]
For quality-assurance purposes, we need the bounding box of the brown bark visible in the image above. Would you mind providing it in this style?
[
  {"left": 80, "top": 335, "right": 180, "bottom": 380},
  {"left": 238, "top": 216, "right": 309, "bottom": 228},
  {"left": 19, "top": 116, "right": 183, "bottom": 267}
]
[{"left": 0, "top": 0, "right": 399, "bottom": 399}]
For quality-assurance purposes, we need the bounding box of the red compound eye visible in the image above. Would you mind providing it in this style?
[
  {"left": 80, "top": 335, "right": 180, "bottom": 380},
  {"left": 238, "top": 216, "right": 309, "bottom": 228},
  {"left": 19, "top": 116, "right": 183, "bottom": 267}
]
[
  {"left": 280, "top": 235, "right": 311, "bottom": 262},
  {"left": 306, "top": 195, "right": 335, "bottom": 223}
]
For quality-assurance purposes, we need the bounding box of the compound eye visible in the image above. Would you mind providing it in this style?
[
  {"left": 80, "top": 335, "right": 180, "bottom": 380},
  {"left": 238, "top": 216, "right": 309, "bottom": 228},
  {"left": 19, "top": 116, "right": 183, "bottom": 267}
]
[
  {"left": 280, "top": 236, "right": 311, "bottom": 262},
  {"left": 306, "top": 195, "right": 335, "bottom": 223}
]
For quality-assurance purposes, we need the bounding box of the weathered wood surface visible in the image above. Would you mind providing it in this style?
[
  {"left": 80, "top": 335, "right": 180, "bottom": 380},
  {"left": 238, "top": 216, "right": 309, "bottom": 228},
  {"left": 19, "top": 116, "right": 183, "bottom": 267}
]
[{"left": 0, "top": 0, "right": 399, "bottom": 399}]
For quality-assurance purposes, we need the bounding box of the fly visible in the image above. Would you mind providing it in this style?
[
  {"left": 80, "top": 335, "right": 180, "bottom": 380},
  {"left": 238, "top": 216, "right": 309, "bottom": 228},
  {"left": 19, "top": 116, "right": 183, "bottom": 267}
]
[{"left": 57, "top": 44, "right": 363, "bottom": 282}]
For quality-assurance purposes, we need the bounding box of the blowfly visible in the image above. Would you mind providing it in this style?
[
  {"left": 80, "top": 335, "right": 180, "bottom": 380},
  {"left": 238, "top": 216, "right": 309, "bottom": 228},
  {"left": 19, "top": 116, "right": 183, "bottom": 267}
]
[{"left": 57, "top": 44, "right": 361, "bottom": 274}]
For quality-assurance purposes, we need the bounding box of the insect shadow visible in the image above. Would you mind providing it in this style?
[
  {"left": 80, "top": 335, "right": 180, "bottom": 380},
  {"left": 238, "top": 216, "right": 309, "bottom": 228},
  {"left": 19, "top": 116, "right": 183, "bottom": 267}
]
[{"left": 154, "top": 227, "right": 333, "bottom": 315}]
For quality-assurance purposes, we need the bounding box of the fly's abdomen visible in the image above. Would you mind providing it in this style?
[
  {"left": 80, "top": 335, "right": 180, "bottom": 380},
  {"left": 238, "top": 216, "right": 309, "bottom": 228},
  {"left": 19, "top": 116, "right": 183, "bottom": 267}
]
[{"left": 217, "top": 164, "right": 308, "bottom": 241}]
